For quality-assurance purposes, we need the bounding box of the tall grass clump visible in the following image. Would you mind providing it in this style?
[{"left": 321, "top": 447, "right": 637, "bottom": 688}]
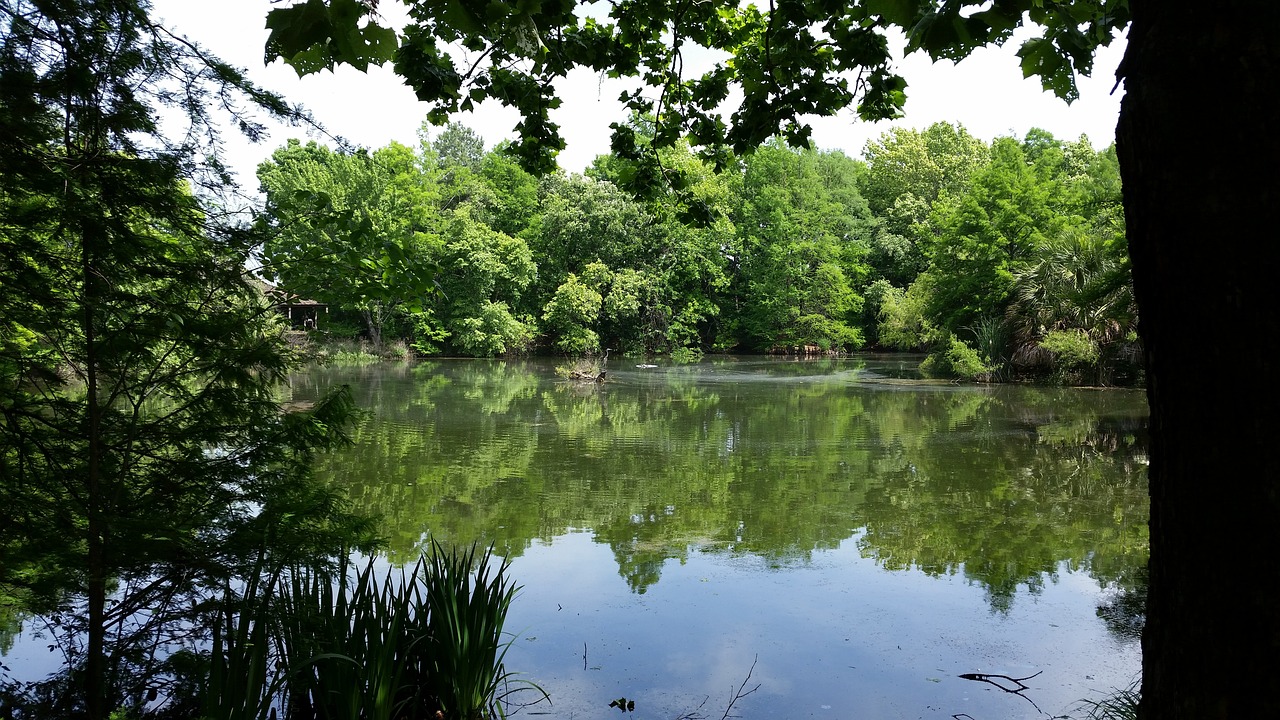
[
  {"left": 204, "top": 543, "right": 544, "bottom": 720},
  {"left": 273, "top": 558, "right": 433, "bottom": 720},
  {"left": 422, "top": 541, "right": 544, "bottom": 719},
  {"left": 965, "top": 315, "right": 1010, "bottom": 381},
  {"left": 202, "top": 564, "right": 289, "bottom": 720},
  {"left": 1074, "top": 677, "right": 1140, "bottom": 720}
]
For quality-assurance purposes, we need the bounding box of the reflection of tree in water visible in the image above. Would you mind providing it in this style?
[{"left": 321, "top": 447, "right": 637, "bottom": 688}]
[
  {"left": 292, "top": 362, "right": 1149, "bottom": 611},
  {"left": 606, "top": 538, "right": 672, "bottom": 594},
  {"left": 1096, "top": 565, "right": 1148, "bottom": 641},
  {"left": 0, "top": 604, "right": 25, "bottom": 656},
  {"left": 840, "top": 394, "right": 1149, "bottom": 613}
]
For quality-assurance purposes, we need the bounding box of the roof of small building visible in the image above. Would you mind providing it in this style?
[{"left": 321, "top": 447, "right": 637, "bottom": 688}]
[{"left": 248, "top": 275, "right": 327, "bottom": 307}]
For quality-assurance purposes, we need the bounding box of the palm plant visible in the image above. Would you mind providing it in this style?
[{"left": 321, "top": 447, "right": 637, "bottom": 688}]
[{"left": 1007, "top": 228, "right": 1138, "bottom": 383}]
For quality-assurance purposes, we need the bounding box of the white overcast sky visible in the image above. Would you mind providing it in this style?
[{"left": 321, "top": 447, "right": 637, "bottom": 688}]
[{"left": 152, "top": 0, "right": 1127, "bottom": 188}]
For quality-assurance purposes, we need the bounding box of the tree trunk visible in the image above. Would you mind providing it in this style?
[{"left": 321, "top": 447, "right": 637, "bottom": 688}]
[
  {"left": 362, "top": 307, "right": 383, "bottom": 347},
  {"left": 1118, "top": 2, "right": 1280, "bottom": 717},
  {"left": 83, "top": 230, "right": 108, "bottom": 720}
]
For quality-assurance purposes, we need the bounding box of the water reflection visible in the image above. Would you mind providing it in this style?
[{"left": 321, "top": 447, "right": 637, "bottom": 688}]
[
  {"left": 287, "top": 357, "right": 1148, "bottom": 611},
  {"left": 284, "top": 357, "right": 1148, "bottom": 718}
]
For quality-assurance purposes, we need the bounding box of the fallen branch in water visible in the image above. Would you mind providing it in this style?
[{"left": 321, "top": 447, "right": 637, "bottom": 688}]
[
  {"left": 958, "top": 670, "right": 1045, "bottom": 714},
  {"left": 674, "top": 655, "right": 761, "bottom": 720},
  {"left": 958, "top": 670, "right": 1042, "bottom": 693}
]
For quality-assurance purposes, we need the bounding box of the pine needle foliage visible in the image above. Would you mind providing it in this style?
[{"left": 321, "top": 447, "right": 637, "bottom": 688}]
[{"left": 0, "top": 2, "right": 368, "bottom": 717}]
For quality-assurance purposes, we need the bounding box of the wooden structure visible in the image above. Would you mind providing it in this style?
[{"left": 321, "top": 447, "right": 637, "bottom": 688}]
[{"left": 250, "top": 276, "right": 328, "bottom": 330}]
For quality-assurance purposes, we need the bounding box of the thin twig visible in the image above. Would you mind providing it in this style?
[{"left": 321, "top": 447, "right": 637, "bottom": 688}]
[
  {"left": 720, "top": 655, "right": 760, "bottom": 720},
  {"left": 958, "top": 670, "right": 1043, "bottom": 693}
]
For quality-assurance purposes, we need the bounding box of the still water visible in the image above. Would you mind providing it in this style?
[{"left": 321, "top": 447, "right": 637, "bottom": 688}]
[{"left": 289, "top": 356, "right": 1148, "bottom": 720}]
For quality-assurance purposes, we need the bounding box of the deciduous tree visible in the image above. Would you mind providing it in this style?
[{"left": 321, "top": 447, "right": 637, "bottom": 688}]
[
  {"left": 257, "top": 139, "right": 437, "bottom": 345},
  {"left": 732, "top": 142, "right": 872, "bottom": 351}
]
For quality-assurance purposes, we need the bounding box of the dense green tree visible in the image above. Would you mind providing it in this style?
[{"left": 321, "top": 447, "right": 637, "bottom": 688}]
[
  {"left": 923, "top": 137, "right": 1059, "bottom": 332},
  {"left": 0, "top": 2, "right": 371, "bottom": 716},
  {"left": 430, "top": 120, "right": 487, "bottom": 171},
  {"left": 525, "top": 175, "right": 670, "bottom": 352},
  {"left": 731, "top": 143, "right": 872, "bottom": 351},
  {"left": 257, "top": 139, "right": 437, "bottom": 345},
  {"left": 426, "top": 206, "right": 538, "bottom": 355},
  {"left": 420, "top": 121, "right": 496, "bottom": 215},
  {"left": 477, "top": 147, "right": 541, "bottom": 238},
  {"left": 859, "top": 123, "right": 989, "bottom": 287},
  {"left": 868, "top": 275, "right": 936, "bottom": 351},
  {"left": 527, "top": 175, "right": 658, "bottom": 294},
  {"left": 590, "top": 139, "right": 738, "bottom": 352},
  {"left": 541, "top": 272, "right": 605, "bottom": 354},
  {"left": 860, "top": 122, "right": 989, "bottom": 216},
  {"left": 897, "top": 131, "right": 1135, "bottom": 381}
]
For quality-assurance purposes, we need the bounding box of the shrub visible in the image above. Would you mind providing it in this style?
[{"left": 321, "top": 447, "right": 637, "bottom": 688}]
[
  {"left": 670, "top": 346, "right": 703, "bottom": 365},
  {"left": 1040, "top": 328, "right": 1100, "bottom": 371},
  {"left": 921, "top": 336, "right": 991, "bottom": 381},
  {"left": 409, "top": 310, "right": 451, "bottom": 355},
  {"left": 875, "top": 275, "right": 936, "bottom": 351}
]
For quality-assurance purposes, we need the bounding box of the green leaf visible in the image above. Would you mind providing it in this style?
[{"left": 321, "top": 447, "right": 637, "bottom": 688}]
[
  {"left": 1016, "top": 37, "right": 1079, "bottom": 102},
  {"left": 265, "top": 0, "right": 398, "bottom": 76},
  {"left": 865, "top": 0, "right": 923, "bottom": 26}
]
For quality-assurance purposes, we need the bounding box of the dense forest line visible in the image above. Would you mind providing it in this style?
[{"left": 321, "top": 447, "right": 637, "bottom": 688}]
[{"left": 259, "top": 120, "right": 1138, "bottom": 384}]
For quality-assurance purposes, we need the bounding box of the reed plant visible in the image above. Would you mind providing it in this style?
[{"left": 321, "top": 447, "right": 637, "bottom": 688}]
[
  {"left": 421, "top": 541, "right": 545, "bottom": 719},
  {"left": 203, "top": 560, "right": 288, "bottom": 720},
  {"left": 1074, "top": 677, "right": 1140, "bottom": 720},
  {"left": 203, "top": 543, "right": 543, "bottom": 720},
  {"left": 272, "top": 558, "right": 433, "bottom": 720}
]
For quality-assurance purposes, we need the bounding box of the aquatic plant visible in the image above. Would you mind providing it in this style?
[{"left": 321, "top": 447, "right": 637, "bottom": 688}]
[
  {"left": 1074, "top": 676, "right": 1140, "bottom": 720},
  {"left": 421, "top": 541, "right": 546, "bottom": 719},
  {"left": 203, "top": 543, "right": 544, "bottom": 719}
]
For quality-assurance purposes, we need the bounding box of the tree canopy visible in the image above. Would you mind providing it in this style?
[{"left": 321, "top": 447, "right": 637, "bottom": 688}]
[
  {"left": 254, "top": 120, "right": 1135, "bottom": 381},
  {"left": 264, "top": 0, "right": 1126, "bottom": 183}
]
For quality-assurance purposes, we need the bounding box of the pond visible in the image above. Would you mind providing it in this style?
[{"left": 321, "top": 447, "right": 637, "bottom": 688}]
[{"left": 287, "top": 355, "right": 1149, "bottom": 720}]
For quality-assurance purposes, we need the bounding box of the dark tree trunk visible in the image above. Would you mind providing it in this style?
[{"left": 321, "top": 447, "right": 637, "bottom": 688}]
[
  {"left": 1118, "top": 2, "right": 1280, "bottom": 717},
  {"left": 84, "top": 235, "right": 108, "bottom": 720}
]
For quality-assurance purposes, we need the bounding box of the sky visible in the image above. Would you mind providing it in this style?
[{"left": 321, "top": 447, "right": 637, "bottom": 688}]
[{"left": 151, "top": 0, "right": 1128, "bottom": 188}]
